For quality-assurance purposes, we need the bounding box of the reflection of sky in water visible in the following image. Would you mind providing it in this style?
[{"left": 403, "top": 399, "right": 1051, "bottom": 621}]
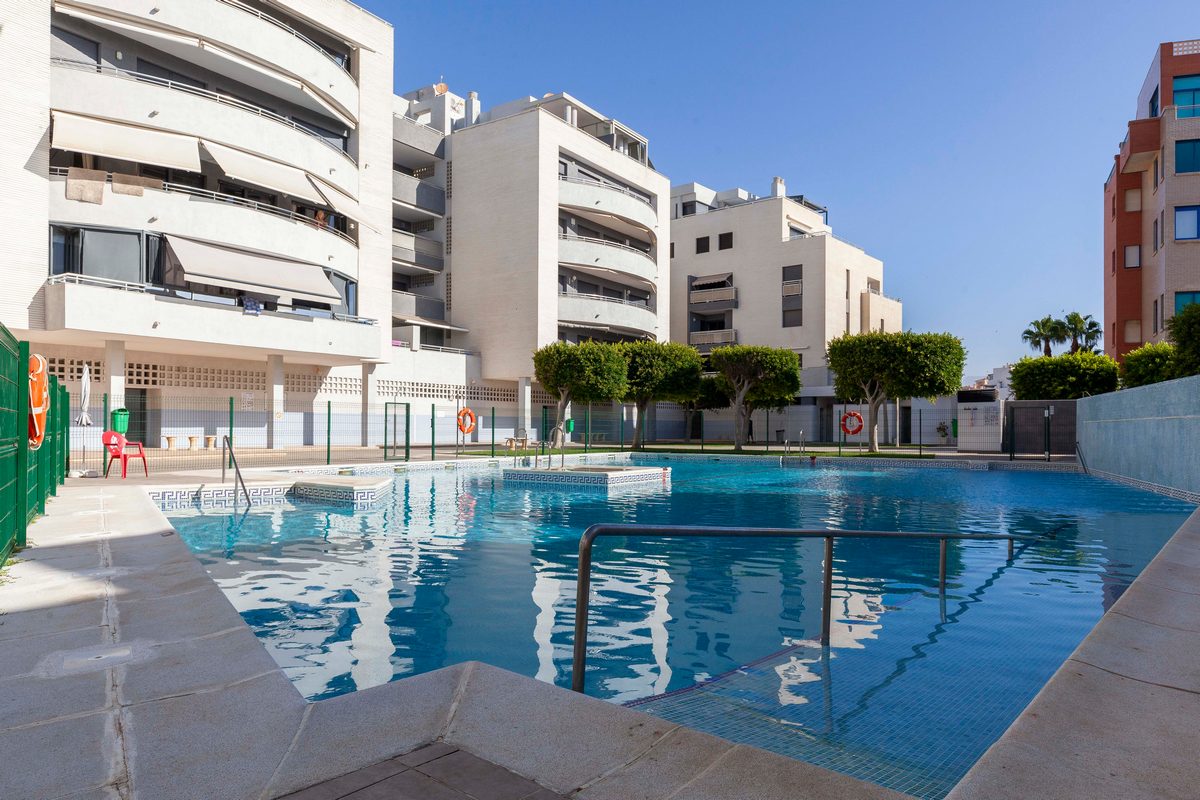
[{"left": 172, "top": 461, "right": 1194, "bottom": 799}]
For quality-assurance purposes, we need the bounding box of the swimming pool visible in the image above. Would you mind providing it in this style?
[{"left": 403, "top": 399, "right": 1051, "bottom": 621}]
[{"left": 169, "top": 458, "right": 1194, "bottom": 798}]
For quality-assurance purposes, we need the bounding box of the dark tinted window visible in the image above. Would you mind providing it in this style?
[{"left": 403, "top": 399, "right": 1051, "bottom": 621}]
[
  {"left": 695, "top": 236, "right": 710, "bottom": 254},
  {"left": 718, "top": 232, "right": 733, "bottom": 250}
]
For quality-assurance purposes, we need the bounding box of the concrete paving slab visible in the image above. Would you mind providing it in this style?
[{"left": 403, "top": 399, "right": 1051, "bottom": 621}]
[
  {"left": 341, "top": 769, "right": 464, "bottom": 800},
  {"left": 0, "top": 669, "right": 110, "bottom": 728},
  {"left": 444, "top": 664, "right": 675, "bottom": 794},
  {"left": 0, "top": 598, "right": 106, "bottom": 642},
  {"left": 417, "top": 749, "right": 544, "bottom": 800},
  {"left": 396, "top": 741, "right": 457, "bottom": 768},
  {"left": 126, "top": 671, "right": 305, "bottom": 800},
  {"left": 0, "top": 627, "right": 107, "bottom": 677},
  {"left": 116, "top": 584, "right": 244, "bottom": 642},
  {"left": 120, "top": 626, "right": 280, "bottom": 704},
  {"left": 1109, "top": 581, "right": 1200, "bottom": 632},
  {"left": 0, "top": 711, "right": 117, "bottom": 800},
  {"left": 1071, "top": 610, "right": 1200, "bottom": 693},
  {"left": 267, "top": 665, "right": 468, "bottom": 798},
  {"left": 107, "top": 557, "right": 216, "bottom": 602},
  {"left": 1133, "top": 554, "right": 1200, "bottom": 596},
  {"left": 575, "top": 725, "right": 736, "bottom": 800},
  {"left": 278, "top": 759, "right": 410, "bottom": 800}
]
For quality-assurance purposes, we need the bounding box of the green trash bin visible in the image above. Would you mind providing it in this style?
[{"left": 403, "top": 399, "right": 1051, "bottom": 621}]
[
  {"left": 951, "top": 418, "right": 958, "bottom": 439},
  {"left": 110, "top": 408, "right": 130, "bottom": 434},
  {"left": 565, "top": 418, "right": 575, "bottom": 433}
]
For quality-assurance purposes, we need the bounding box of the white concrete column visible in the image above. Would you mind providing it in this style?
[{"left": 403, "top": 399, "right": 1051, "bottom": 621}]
[
  {"left": 103, "top": 340, "right": 126, "bottom": 412},
  {"left": 266, "top": 354, "right": 284, "bottom": 449},
  {"left": 361, "top": 363, "right": 376, "bottom": 447},
  {"left": 516, "top": 377, "right": 532, "bottom": 436}
]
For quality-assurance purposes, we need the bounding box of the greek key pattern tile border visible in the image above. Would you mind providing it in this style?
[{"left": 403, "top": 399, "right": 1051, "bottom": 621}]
[
  {"left": 501, "top": 467, "right": 671, "bottom": 490},
  {"left": 1088, "top": 469, "right": 1200, "bottom": 504}
]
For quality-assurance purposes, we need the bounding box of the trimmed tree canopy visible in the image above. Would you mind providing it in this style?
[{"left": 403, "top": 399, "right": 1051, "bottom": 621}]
[
  {"left": 532, "top": 341, "right": 628, "bottom": 430},
  {"left": 826, "top": 331, "right": 965, "bottom": 451},
  {"left": 1120, "top": 342, "right": 1176, "bottom": 388},
  {"left": 620, "top": 341, "right": 702, "bottom": 448},
  {"left": 1009, "top": 352, "right": 1118, "bottom": 400},
  {"left": 1167, "top": 302, "right": 1200, "bottom": 377},
  {"left": 708, "top": 345, "right": 801, "bottom": 450}
]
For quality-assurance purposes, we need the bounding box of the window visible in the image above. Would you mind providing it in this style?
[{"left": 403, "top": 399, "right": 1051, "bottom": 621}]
[
  {"left": 1153, "top": 217, "right": 1159, "bottom": 251},
  {"left": 1177, "top": 140, "right": 1200, "bottom": 174},
  {"left": 1125, "top": 189, "right": 1141, "bottom": 212},
  {"left": 1124, "top": 319, "right": 1141, "bottom": 344},
  {"left": 50, "top": 226, "right": 80, "bottom": 275},
  {"left": 1111, "top": 249, "right": 1116, "bottom": 273},
  {"left": 1153, "top": 299, "right": 1159, "bottom": 334},
  {"left": 292, "top": 117, "right": 348, "bottom": 153},
  {"left": 1153, "top": 157, "right": 1159, "bottom": 189},
  {"left": 1124, "top": 245, "right": 1141, "bottom": 268},
  {"left": 782, "top": 265, "right": 803, "bottom": 282},
  {"left": 718, "top": 232, "right": 733, "bottom": 250},
  {"left": 782, "top": 309, "right": 803, "bottom": 327},
  {"left": 1149, "top": 85, "right": 1159, "bottom": 118},
  {"left": 1177, "top": 206, "right": 1200, "bottom": 240},
  {"left": 1175, "top": 74, "right": 1200, "bottom": 118},
  {"left": 1161, "top": 209, "right": 1166, "bottom": 245},
  {"left": 788, "top": 225, "right": 805, "bottom": 239},
  {"left": 51, "top": 26, "right": 98, "bottom": 63},
  {"left": 681, "top": 201, "right": 696, "bottom": 217},
  {"left": 670, "top": 242, "right": 674, "bottom": 259},
  {"left": 1177, "top": 291, "right": 1200, "bottom": 315},
  {"left": 695, "top": 236, "right": 709, "bottom": 254},
  {"left": 136, "top": 59, "right": 205, "bottom": 90}
]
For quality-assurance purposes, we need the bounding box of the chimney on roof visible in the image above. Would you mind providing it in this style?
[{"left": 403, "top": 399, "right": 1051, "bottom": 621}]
[
  {"left": 771, "top": 176, "right": 786, "bottom": 197},
  {"left": 465, "top": 91, "right": 480, "bottom": 126}
]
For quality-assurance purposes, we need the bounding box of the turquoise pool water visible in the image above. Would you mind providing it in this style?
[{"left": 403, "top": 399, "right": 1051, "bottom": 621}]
[{"left": 169, "top": 459, "right": 1194, "bottom": 798}]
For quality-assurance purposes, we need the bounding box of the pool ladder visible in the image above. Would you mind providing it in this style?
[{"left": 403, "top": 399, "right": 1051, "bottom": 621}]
[
  {"left": 570, "top": 524, "right": 1036, "bottom": 694},
  {"left": 221, "top": 435, "right": 252, "bottom": 506}
]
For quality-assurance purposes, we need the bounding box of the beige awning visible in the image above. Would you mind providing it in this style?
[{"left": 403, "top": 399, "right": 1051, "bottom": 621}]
[
  {"left": 691, "top": 273, "right": 732, "bottom": 288},
  {"left": 53, "top": 2, "right": 201, "bottom": 48},
  {"left": 164, "top": 235, "right": 340, "bottom": 305},
  {"left": 51, "top": 111, "right": 201, "bottom": 172},
  {"left": 392, "top": 316, "right": 468, "bottom": 333},
  {"left": 200, "top": 140, "right": 325, "bottom": 204},
  {"left": 309, "top": 176, "right": 376, "bottom": 232}
]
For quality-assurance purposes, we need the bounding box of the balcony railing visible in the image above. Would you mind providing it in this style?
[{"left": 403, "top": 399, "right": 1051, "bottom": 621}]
[
  {"left": 46, "top": 273, "right": 377, "bottom": 325},
  {"left": 392, "top": 171, "right": 446, "bottom": 214},
  {"left": 50, "top": 167, "right": 356, "bottom": 246},
  {"left": 216, "top": 0, "right": 352, "bottom": 76},
  {"left": 392, "top": 230, "right": 444, "bottom": 270},
  {"left": 559, "top": 291, "right": 654, "bottom": 311},
  {"left": 689, "top": 286, "right": 736, "bottom": 304},
  {"left": 558, "top": 175, "right": 652, "bottom": 207},
  {"left": 865, "top": 286, "right": 902, "bottom": 303},
  {"left": 51, "top": 59, "right": 354, "bottom": 162},
  {"left": 558, "top": 233, "right": 654, "bottom": 262},
  {"left": 392, "top": 289, "right": 445, "bottom": 320},
  {"left": 688, "top": 329, "right": 737, "bottom": 346},
  {"left": 787, "top": 228, "right": 867, "bottom": 252}
]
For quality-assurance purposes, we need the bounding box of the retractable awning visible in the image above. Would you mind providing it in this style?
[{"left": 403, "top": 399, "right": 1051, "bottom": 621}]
[
  {"left": 163, "top": 235, "right": 340, "bottom": 305},
  {"left": 309, "top": 176, "right": 377, "bottom": 232},
  {"left": 51, "top": 111, "right": 201, "bottom": 172},
  {"left": 200, "top": 140, "right": 325, "bottom": 205},
  {"left": 691, "top": 273, "right": 732, "bottom": 289},
  {"left": 392, "top": 316, "right": 468, "bottom": 333},
  {"left": 53, "top": 3, "right": 201, "bottom": 48}
]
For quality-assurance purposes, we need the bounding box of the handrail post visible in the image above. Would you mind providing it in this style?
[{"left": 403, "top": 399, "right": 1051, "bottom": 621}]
[
  {"left": 939, "top": 537, "right": 947, "bottom": 593},
  {"left": 571, "top": 527, "right": 597, "bottom": 693},
  {"left": 821, "top": 536, "right": 834, "bottom": 646}
]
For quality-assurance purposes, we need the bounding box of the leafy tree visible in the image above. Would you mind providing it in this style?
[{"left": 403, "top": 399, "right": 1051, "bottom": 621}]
[
  {"left": 1166, "top": 302, "right": 1200, "bottom": 377},
  {"left": 1009, "top": 352, "right": 1118, "bottom": 400},
  {"left": 532, "top": 341, "right": 627, "bottom": 435},
  {"left": 1022, "top": 316, "right": 1069, "bottom": 357},
  {"left": 826, "top": 331, "right": 965, "bottom": 452},
  {"left": 1063, "top": 312, "right": 1103, "bottom": 354},
  {"left": 681, "top": 375, "right": 731, "bottom": 441},
  {"left": 708, "top": 346, "right": 801, "bottom": 451},
  {"left": 1120, "top": 342, "right": 1176, "bottom": 388},
  {"left": 620, "top": 341, "right": 703, "bottom": 449}
]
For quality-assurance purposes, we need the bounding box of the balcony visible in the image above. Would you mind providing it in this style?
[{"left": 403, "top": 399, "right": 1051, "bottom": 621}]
[
  {"left": 688, "top": 286, "right": 738, "bottom": 312},
  {"left": 44, "top": 274, "right": 379, "bottom": 364},
  {"left": 392, "top": 230, "right": 444, "bottom": 272},
  {"left": 1119, "top": 116, "right": 1162, "bottom": 174},
  {"left": 56, "top": 0, "right": 358, "bottom": 124},
  {"left": 391, "top": 290, "right": 445, "bottom": 321},
  {"left": 51, "top": 60, "right": 358, "bottom": 198},
  {"left": 688, "top": 329, "right": 737, "bottom": 351},
  {"left": 558, "top": 292, "right": 657, "bottom": 337},
  {"left": 394, "top": 114, "right": 444, "bottom": 158},
  {"left": 50, "top": 170, "right": 359, "bottom": 278},
  {"left": 558, "top": 234, "right": 656, "bottom": 284},
  {"left": 558, "top": 176, "right": 657, "bottom": 233},
  {"left": 392, "top": 171, "right": 445, "bottom": 216}
]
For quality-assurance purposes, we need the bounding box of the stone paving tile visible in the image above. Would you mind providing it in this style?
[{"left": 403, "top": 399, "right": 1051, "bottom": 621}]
[
  {"left": 0, "top": 626, "right": 107, "bottom": 677},
  {"left": 575, "top": 725, "right": 736, "bottom": 800},
  {"left": 396, "top": 741, "right": 458, "bottom": 767},
  {"left": 342, "top": 769, "right": 465, "bottom": 800},
  {"left": 278, "top": 758, "right": 410, "bottom": 800},
  {"left": 0, "top": 598, "right": 106, "bottom": 642},
  {"left": 120, "top": 625, "right": 281, "bottom": 704},
  {"left": 116, "top": 585, "right": 243, "bottom": 642},
  {"left": 1072, "top": 610, "right": 1200, "bottom": 693},
  {"left": 417, "top": 749, "right": 545, "bottom": 800},
  {"left": 0, "top": 669, "right": 110, "bottom": 729},
  {"left": 0, "top": 711, "right": 117, "bottom": 800}
]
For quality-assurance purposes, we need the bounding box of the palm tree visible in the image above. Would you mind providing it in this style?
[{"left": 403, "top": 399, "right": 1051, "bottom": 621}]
[
  {"left": 1063, "top": 311, "right": 1102, "bottom": 353},
  {"left": 1021, "top": 316, "right": 1068, "bottom": 357}
]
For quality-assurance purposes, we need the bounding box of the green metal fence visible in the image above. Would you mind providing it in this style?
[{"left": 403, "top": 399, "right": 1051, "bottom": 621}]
[{"left": 0, "top": 323, "right": 69, "bottom": 564}]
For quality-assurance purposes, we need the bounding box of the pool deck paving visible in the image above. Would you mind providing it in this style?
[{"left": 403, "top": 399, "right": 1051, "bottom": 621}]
[{"left": 3, "top": 465, "right": 1196, "bottom": 799}]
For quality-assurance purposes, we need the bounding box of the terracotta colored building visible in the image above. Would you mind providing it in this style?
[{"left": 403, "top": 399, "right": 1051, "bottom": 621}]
[{"left": 1104, "top": 39, "right": 1200, "bottom": 361}]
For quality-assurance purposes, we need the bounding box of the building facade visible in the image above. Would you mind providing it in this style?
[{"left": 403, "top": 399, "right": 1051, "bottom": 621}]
[{"left": 1104, "top": 39, "right": 1200, "bottom": 361}]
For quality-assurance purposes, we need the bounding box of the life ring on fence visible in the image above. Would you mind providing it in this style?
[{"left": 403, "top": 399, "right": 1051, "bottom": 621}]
[
  {"left": 457, "top": 407, "right": 477, "bottom": 434},
  {"left": 840, "top": 410, "right": 864, "bottom": 436},
  {"left": 28, "top": 354, "right": 50, "bottom": 451}
]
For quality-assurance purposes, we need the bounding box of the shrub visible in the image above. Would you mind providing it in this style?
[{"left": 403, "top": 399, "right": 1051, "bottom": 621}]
[
  {"left": 1009, "top": 352, "right": 1119, "bottom": 400},
  {"left": 1120, "top": 342, "right": 1176, "bottom": 388},
  {"left": 1166, "top": 302, "right": 1200, "bottom": 377}
]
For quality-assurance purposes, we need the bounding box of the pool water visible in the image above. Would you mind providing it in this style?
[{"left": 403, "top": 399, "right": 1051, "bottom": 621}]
[{"left": 170, "top": 459, "right": 1194, "bottom": 798}]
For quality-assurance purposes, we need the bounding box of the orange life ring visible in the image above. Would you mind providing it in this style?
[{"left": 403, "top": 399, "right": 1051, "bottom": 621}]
[
  {"left": 840, "top": 410, "right": 864, "bottom": 436},
  {"left": 457, "top": 407, "right": 477, "bottom": 434},
  {"left": 28, "top": 354, "right": 50, "bottom": 451}
]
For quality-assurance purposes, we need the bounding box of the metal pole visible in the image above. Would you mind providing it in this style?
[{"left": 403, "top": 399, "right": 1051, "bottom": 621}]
[
  {"left": 585, "top": 403, "right": 590, "bottom": 453},
  {"left": 430, "top": 403, "right": 435, "bottom": 461},
  {"left": 1044, "top": 406, "right": 1051, "bottom": 462},
  {"left": 699, "top": 410, "right": 704, "bottom": 452},
  {"left": 16, "top": 341, "right": 30, "bottom": 545},
  {"left": 821, "top": 536, "right": 834, "bottom": 646},
  {"left": 571, "top": 530, "right": 596, "bottom": 693},
  {"left": 939, "top": 538, "right": 947, "bottom": 592},
  {"left": 765, "top": 409, "right": 770, "bottom": 452},
  {"left": 838, "top": 404, "right": 843, "bottom": 456},
  {"left": 326, "top": 400, "right": 332, "bottom": 465},
  {"left": 619, "top": 410, "right": 624, "bottom": 451},
  {"left": 228, "top": 396, "right": 234, "bottom": 469},
  {"left": 404, "top": 402, "right": 411, "bottom": 462},
  {"left": 490, "top": 406, "right": 496, "bottom": 458},
  {"left": 919, "top": 408, "right": 923, "bottom": 457}
]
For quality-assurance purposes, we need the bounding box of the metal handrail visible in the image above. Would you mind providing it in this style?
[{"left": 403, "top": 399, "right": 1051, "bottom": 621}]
[
  {"left": 1075, "top": 440, "right": 1089, "bottom": 474},
  {"left": 216, "top": 0, "right": 353, "bottom": 76},
  {"left": 49, "top": 167, "right": 357, "bottom": 246},
  {"left": 558, "top": 233, "right": 655, "bottom": 262},
  {"left": 50, "top": 58, "right": 354, "bottom": 162},
  {"left": 558, "top": 175, "right": 653, "bottom": 207},
  {"left": 559, "top": 291, "right": 654, "bottom": 311},
  {"left": 221, "top": 435, "right": 252, "bottom": 506},
  {"left": 570, "top": 523, "right": 1033, "bottom": 693}
]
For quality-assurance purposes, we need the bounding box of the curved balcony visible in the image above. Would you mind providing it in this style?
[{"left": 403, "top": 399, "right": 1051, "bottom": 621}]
[
  {"left": 558, "top": 176, "right": 658, "bottom": 234},
  {"left": 558, "top": 234, "right": 656, "bottom": 285},
  {"left": 51, "top": 61, "right": 358, "bottom": 198},
  {"left": 558, "top": 292, "right": 658, "bottom": 337},
  {"left": 50, "top": 170, "right": 359, "bottom": 279},
  {"left": 57, "top": 0, "right": 358, "bottom": 124}
]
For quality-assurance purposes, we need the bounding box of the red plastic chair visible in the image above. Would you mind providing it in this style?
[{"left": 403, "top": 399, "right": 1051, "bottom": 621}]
[{"left": 102, "top": 431, "right": 148, "bottom": 479}]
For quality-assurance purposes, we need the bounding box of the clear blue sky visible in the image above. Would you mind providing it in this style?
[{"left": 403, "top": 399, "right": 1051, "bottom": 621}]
[{"left": 358, "top": 0, "right": 1197, "bottom": 377}]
